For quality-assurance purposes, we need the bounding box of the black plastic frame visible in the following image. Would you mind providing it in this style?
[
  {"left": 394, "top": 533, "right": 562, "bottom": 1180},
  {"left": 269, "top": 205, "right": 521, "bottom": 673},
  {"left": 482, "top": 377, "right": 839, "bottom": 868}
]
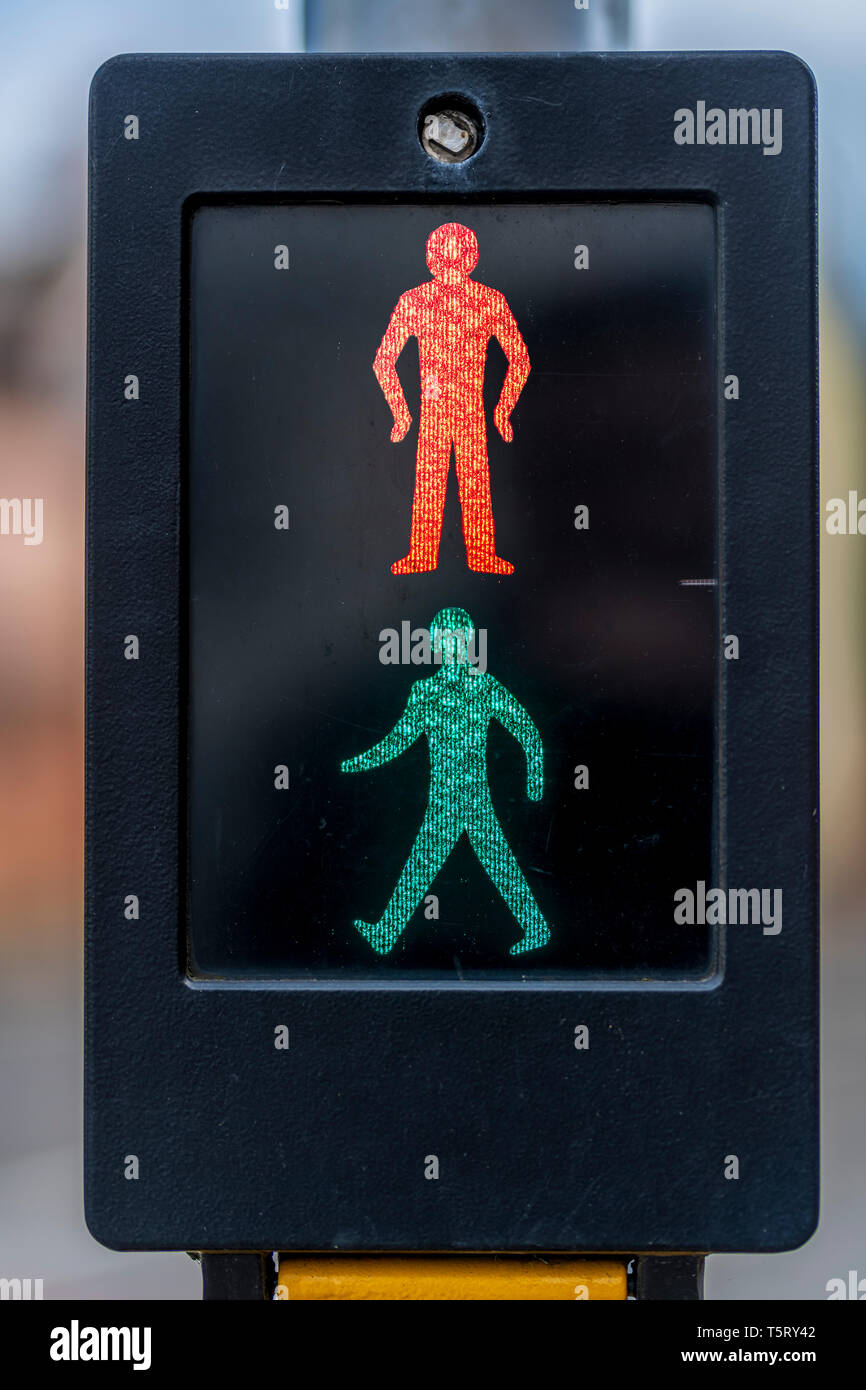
[{"left": 86, "top": 52, "right": 818, "bottom": 1252}]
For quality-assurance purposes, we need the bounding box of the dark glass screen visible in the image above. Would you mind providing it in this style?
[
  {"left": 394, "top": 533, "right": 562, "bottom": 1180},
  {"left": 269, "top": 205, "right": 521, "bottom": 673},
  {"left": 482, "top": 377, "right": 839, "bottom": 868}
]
[{"left": 187, "top": 201, "right": 716, "bottom": 979}]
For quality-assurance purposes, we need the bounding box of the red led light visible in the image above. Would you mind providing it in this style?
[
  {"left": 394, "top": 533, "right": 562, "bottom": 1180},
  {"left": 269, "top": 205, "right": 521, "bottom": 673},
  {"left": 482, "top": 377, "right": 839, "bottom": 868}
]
[{"left": 373, "top": 222, "right": 530, "bottom": 575}]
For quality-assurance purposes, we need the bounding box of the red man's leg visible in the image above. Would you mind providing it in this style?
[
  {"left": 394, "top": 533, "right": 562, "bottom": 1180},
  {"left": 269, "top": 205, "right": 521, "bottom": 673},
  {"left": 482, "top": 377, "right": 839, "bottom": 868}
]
[
  {"left": 454, "top": 407, "right": 514, "bottom": 575},
  {"left": 392, "top": 411, "right": 450, "bottom": 575}
]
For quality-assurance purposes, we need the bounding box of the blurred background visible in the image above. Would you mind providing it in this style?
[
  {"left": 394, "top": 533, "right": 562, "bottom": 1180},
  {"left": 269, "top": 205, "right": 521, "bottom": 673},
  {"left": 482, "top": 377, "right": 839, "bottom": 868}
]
[{"left": 0, "top": 0, "right": 862, "bottom": 1299}]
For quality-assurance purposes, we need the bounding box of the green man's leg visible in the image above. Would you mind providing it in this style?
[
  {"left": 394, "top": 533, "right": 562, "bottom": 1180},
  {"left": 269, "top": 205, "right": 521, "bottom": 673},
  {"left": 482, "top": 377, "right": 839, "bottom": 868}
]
[
  {"left": 466, "top": 806, "right": 550, "bottom": 955},
  {"left": 355, "top": 806, "right": 460, "bottom": 955}
]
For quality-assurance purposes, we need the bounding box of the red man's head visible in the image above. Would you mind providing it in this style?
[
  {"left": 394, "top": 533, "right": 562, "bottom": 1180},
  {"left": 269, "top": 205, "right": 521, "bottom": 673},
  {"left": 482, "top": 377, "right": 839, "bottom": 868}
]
[{"left": 426, "top": 222, "right": 479, "bottom": 283}]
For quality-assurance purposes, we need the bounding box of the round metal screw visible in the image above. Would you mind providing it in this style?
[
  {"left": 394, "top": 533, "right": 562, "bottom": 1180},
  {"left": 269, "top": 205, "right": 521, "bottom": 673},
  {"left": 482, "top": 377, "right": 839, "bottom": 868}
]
[{"left": 421, "top": 109, "right": 480, "bottom": 164}]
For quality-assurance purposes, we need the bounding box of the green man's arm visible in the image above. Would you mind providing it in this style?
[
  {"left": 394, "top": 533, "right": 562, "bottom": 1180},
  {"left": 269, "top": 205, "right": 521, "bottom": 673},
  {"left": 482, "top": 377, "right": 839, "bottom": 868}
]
[
  {"left": 488, "top": 678, "right": 543, "bottom": 801},
  {"left": 340, "top": 688, "right": 423, "bottom": 774}
]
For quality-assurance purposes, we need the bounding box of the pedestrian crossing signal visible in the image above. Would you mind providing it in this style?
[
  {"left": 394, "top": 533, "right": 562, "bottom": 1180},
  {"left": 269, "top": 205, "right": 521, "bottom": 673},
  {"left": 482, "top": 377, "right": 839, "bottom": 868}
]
[{"left": 373, "top": 222, "right": 530, "bottom": 575}]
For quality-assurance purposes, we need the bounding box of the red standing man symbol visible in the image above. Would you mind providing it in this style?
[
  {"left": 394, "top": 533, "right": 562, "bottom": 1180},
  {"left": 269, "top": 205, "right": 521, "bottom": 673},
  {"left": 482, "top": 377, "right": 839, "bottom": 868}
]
[{"left": 373, "top": 222, "right": 530, "bottom": 575}]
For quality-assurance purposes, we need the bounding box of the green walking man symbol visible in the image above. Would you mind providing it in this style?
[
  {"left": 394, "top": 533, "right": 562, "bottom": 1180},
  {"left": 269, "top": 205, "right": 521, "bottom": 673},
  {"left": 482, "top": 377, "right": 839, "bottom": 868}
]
[{"left": 341, "top": 607, "right": 551, "bottom": 956}]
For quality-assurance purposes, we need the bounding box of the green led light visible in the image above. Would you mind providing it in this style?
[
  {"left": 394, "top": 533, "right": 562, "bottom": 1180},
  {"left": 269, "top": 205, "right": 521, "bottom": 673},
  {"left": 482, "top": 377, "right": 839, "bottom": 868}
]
[{"left": 341, "top": 608, "right": 550, "bottom": 955}]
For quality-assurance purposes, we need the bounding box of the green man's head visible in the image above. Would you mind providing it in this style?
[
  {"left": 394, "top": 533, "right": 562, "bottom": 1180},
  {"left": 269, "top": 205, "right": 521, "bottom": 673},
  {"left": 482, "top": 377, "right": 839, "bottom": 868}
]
[{"left": 430, "top": 606, "right": 475, "bottom": 675}]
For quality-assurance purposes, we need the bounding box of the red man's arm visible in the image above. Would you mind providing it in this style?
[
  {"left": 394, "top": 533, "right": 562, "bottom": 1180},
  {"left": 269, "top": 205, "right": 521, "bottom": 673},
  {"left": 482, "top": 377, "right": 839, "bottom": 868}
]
[
  {"left": 373, "top": 293, "right": 414, "bottom": 442},
  {"left": 490, "top": 293, "right": 530, "bottom": 442}
]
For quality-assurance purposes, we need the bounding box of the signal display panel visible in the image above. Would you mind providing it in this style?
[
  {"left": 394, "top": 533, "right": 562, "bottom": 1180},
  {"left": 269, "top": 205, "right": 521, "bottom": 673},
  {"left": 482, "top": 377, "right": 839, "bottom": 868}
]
[{"left": 187, "top": 201, "right": 716, "bottom": 979}]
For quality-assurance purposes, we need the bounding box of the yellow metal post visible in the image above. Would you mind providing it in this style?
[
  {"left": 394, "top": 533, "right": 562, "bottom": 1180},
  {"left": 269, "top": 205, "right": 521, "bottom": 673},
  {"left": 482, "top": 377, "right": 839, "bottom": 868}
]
[{"left": 276, "top": 1256, "right": 627, "bottom": 1300}]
